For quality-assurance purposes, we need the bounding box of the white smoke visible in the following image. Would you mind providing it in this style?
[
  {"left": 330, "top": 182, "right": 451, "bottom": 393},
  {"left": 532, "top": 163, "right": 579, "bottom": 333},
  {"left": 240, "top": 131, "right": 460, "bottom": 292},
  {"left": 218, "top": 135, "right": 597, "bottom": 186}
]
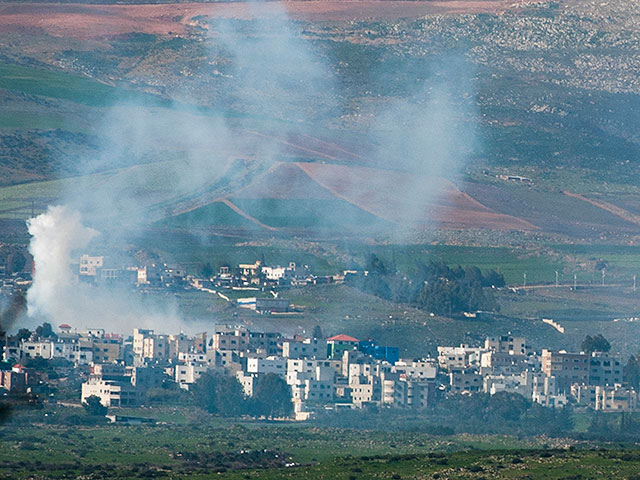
[
  {"left": 26, "top": 205, "right": 98, "bottom": 324},
  {"left": 25, "top": 205, "right": 192, "bottom": 333},
  {"left": 21, "top": 6, "right": 479, "bottom": 333}
]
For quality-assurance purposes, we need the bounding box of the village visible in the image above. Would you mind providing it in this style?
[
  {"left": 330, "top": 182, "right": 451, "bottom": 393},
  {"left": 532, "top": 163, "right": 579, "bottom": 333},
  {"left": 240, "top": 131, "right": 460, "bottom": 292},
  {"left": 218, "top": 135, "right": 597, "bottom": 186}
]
[
  {"left": 0, "top": 250, "right": 350, "bottom": 315},
  {"left": 1, "top": 320, "right": 637, "bottom": 421},
  {"left": 73, "top": 254, "right": 344, "bottom": 313},
  {"left": 0, "top": 252, "right": 638, "bottom": 421}
]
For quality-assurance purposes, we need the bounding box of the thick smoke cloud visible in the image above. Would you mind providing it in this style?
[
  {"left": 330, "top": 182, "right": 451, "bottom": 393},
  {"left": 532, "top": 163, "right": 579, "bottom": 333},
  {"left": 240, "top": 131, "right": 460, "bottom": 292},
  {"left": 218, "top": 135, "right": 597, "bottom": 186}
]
[
  {"left": 27, "top": 206, "right": 98, "bottom": 322},
  {"left": 24, "top": 4, "right": 478, "bottom": 333},
  {"left": 25, "top": 205, "right": 187, "bottom": 332}
]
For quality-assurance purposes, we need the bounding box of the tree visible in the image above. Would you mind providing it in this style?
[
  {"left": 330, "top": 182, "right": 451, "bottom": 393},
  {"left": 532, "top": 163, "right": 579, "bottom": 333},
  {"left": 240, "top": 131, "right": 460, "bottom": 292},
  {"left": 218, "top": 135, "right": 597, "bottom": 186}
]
[
  {"left": 6, "top": 251, "right": 26, "bottom": 274},
  {"left": 312, "top": 325, "right": 324, "bottom": 339},
  {"left": 464, "top": 266, "right": 484, "bottom": 285},
  {"left": 581, "top": 334, "right": 611, "bottom": 355},
  {"left": 251, "top": 374, "right": 293, "bottom": 419},
  {"left": 0, "top": 402, "right": 10, "bottom": 425},
  {"left": 362, "top": 274, "right": 391, "bottom": 300},
  {"left": 191, "top": 371, "right": 247, "bottom": 416},
  {"left": 200, "top": 262, "right": 214, "bottom": 279},
  {"left": 365, "top": 254, "right": 387, "bottom": 276},
  {"left": 83, "top": 395, "right": 107, "bottom": 416},
  {"left": 36, "top": 322, "right": 56, "bottom": 339},
  {"left": 484, "top": 270, "right": 505, "bottom": 288},
  {"left": 594, "top": 259, "right": 608, "bottom": 271},
  {"left": 484, "top": 391, "right": 530, "bottom": 422},
  {"left": 624, "top": 355, "right": 640, "bottom": 390},
  {"left": 390, "top": 275, "right": 414, "bottom": 304},
  {"left": 588, "top": 411, "right": 610, "bottom": 434},
  {"left": 213, "top": 374, "right": 248, "bottom": 417},
  {"left": 16, "top": 328, "right": 31, "bottom": 342}
]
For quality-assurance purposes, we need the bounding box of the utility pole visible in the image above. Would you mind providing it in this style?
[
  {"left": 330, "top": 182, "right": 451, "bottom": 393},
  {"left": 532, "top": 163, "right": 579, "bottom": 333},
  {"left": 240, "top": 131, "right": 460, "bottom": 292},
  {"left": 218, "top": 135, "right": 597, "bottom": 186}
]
[
  {"left": 555, "top": 270, "right": 559, "bottom": 287},
  {"left": 574, "top": 273, "right": 577, "bottom": 290},
  {"left": 523, "top": 272, "right": 527, "bottom": 288},
  {"left": 602, "top": 269, "right": 606, "bottom": 286},
  {"left": 634, "top": 275, "right": 637, "bottom": 293}
]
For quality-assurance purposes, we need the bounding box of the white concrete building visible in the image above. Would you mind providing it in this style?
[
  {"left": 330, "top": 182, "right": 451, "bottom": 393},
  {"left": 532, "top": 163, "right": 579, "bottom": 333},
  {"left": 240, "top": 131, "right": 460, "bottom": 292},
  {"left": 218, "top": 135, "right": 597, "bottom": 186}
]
[
  {"left": 282, "top": 338, "right": 327, "bottom": 359},
  {"left": 393, "top": 359, "right": 437, "bottom": 380},
  {"left": 79, "top": 255, "right": 104, "bottom": 277},
  {"left": 485, "top": 335, "right": 527, "bottom": 355},
  {"left": 175, "top": 362, "right": 208, "bottom": 390},
  {"left": 20, "top": 340, "right": 53, "bottom": 360},
  {"left": 246, "top": 357, "right": 286, "bottom": 377},
  {"left": 437, "top": 345, "right": 484, "bottom": 371},
  {"left": 588, "top": 352, "right": 623, "bottom": 386},
  {"left": 178, "top": 352, "right": 207, "bottom": 364},
  {"left": 81, "top": 378, "right": 141, "bottom": 407},
  {"left": 52, "top": 341, "right": 93, "bottom": 365},
  {"left": 236, "top": 372, "right": 256, "bottom": 397}
]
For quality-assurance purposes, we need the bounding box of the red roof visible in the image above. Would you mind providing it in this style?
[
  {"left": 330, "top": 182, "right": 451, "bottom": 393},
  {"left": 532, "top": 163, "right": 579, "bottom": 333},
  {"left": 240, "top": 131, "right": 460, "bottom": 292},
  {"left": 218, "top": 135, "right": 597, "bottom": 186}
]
[
  {"left": 327, "top": 334, "right": 359, "bottom": 343},
  {"left": 58, "top": 324, "right": 71, "bottom": 329}
]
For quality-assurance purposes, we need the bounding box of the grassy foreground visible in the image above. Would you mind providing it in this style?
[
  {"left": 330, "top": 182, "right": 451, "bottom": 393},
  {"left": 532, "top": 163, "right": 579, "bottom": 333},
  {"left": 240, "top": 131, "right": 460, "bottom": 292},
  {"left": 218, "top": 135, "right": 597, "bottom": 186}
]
[{"left": 1, "top": 407, "right": 640, "bottom": 480}]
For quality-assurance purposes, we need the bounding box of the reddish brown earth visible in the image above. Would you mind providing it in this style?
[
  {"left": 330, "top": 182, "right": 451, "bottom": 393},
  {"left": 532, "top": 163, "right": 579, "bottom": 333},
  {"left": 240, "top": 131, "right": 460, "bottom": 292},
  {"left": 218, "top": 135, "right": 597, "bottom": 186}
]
[
  {"left": 0, "top": 1, "right": 527, "bottom": 39},
  {"left": 297, "top": 162, "right": 538, "bottom": 230},
  {"left": 231, "top": 162, "right": 336, "bottom": 200},
  {"left": 220, "top": 161, "right": 538, "bottom": 231}
]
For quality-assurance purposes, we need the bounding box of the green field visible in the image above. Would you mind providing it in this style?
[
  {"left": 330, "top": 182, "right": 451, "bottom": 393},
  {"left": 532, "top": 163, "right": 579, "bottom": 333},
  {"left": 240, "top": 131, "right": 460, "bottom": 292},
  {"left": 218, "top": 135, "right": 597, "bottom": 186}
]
[
  {"left": 229, "top": 198, "right": 387, "bottom": 230},
  {"left": 161, "top": 201, "right": 257, "bottom": 229},
  {"left": 342, "top": 244, "right": 564, "bottom": 286},
  {"left": 0, "top": 111, "right": 89, "bottom": 132},
  {"left": 2, "top": 407, "right": 640, "bottom": 480},
  {"left": 0, "top": 62, "right": 170, "bottom": 108}
]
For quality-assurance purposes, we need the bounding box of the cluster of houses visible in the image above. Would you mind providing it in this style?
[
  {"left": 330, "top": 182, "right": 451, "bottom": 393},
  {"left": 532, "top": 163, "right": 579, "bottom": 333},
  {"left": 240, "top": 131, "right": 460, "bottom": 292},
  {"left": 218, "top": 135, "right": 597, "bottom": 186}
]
[
  {"left": 79, "top": 255, "right": 336, "bottom": 291},
  {"left": 74, "top": 255, "right": 348, "bottom": 314},
  {"left": 438, "top": 336, "right": 636, "bottom": 412},
  {"left": 206, "top": 260, "right": 335, "bottom": 289},
  {"left": 2, "top": 324, "right": 638, "bottom": 419},
  {"left": 78, "top": 254, "right": 188, "bottom": 290}
]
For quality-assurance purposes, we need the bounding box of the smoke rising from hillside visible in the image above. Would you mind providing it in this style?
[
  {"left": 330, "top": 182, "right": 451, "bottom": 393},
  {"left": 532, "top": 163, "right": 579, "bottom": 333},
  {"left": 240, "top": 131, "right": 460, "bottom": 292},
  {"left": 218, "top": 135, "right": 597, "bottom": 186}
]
[
  {"left": 25, "top": 205, "right": 188, "bottom": 332},
  {"left": 23, "top": 4, "right": 478, "bottom": 332},
  {"left": 27, "top": 206, "right": 98, "bottom": 322}
]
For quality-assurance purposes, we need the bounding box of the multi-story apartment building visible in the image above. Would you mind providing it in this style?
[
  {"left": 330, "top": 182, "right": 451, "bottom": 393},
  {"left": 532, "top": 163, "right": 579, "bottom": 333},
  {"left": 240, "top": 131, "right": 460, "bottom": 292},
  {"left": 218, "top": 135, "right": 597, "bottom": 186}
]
[
  {"left": 541, "top": 350, "right": 589, "bottom": 391},
  {"left": 437, "top": 345, "right": 484, "bottom": 371},
  {"left": 588, "top": 352, "right": 623, "bottom": 386},
  {"left": 485, "top": 335, "right": 528, "bottom": 355}
]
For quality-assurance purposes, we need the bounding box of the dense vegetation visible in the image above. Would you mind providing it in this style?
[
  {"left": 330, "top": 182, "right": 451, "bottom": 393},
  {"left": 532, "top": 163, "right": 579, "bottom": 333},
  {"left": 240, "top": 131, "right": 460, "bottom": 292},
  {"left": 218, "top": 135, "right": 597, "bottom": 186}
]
[
  {"left": 346, "top": 254, "right": 504, "bottom": 316},
  {"left": 192, "top": 372, "right": 293, "bottom": 419},
  {"left": 2, "top": 411, "right": 640, "bottom": 479},
  {"left": 313, "top": 391, "right": 574, "bottom": 437}
]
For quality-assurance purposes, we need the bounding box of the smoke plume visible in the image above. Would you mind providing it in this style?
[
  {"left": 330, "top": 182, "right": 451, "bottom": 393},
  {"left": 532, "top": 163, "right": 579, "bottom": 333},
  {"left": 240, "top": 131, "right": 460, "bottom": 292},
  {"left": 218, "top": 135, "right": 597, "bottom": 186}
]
[
  {"left": 25, "top": 205, "right": 188, "bottom": 332},
  {"left": 27, "top": 205, "right": 98, "bottom": 322},
  {"left": 22, "top": 5, "right": 478, "bottom": 332}
]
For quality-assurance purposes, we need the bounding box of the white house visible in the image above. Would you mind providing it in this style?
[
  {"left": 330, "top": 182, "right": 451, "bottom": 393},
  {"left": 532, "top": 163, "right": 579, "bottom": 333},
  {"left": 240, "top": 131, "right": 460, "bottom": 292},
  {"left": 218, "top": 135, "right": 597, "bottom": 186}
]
[{"left": 174, "top": 362, "right": 208, "bottom": 390}]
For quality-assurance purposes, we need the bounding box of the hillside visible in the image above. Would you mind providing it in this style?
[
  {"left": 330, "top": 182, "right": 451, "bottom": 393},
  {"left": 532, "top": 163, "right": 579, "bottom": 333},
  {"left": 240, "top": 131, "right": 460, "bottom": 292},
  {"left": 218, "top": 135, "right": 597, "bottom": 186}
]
[{"left": 1, "top": 1, "right": 640, "bottom": 242}]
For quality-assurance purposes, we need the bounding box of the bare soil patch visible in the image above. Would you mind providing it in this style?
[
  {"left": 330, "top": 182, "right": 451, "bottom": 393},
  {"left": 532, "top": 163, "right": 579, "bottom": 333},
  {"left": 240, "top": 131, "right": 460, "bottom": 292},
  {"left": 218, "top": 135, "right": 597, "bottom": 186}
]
[
  {"left": 0, "top": 1, "right": 527, "bottom": 39},
  {"left": 297, "top": 162, "right": 538, "bottom": 230}
]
